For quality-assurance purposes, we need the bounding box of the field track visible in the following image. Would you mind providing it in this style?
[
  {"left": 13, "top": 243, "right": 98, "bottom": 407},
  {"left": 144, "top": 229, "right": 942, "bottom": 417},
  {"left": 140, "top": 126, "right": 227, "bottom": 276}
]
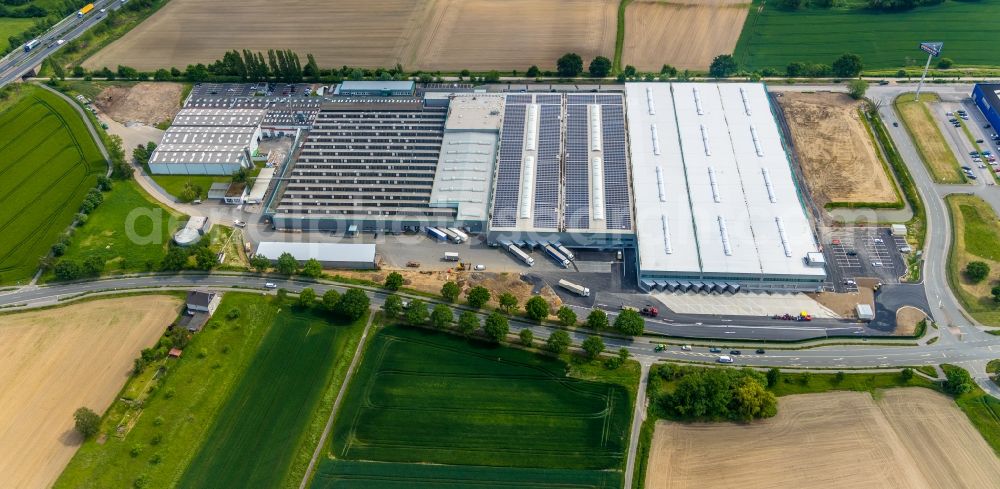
[{"left": 0, "top": 86, "right": 105, "bottom": 284}]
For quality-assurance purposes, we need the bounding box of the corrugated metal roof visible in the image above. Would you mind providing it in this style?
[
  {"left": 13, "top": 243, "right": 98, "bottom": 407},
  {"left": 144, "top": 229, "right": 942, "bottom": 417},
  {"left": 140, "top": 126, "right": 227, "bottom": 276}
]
[{"left": 255, "top": 242, "right": 376, "bottom": 263}]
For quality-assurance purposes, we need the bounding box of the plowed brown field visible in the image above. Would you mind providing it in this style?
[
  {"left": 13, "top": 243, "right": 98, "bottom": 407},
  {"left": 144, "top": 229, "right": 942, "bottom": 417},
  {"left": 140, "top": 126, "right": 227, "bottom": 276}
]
[
  {"left": 0, "top": 296, "right": 181, "bottom": 489},
  {"left": 622, "top": 0, "right": 749, "bottom": 71},
  {"left": 645, "top": 389, "right": 1000, "bottom": 489},
  {"left": 85, "top": 0, "right": 616, "bottom": 72}
]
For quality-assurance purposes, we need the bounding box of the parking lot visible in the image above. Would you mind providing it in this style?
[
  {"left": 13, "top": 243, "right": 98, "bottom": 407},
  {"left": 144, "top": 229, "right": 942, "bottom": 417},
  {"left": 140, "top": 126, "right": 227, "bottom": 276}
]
[
  {"left": 823, "top": 227, "right": 909, "bottom": 291},
  {"left": 929, "top": 99, "right": 1000, "bottom": 183}
]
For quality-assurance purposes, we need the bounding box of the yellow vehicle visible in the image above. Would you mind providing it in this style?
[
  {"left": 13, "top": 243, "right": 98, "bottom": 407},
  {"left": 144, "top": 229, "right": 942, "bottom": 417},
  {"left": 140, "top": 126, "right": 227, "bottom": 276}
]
[{"left": 77, "top": 3, "right": 94, "bottom": 17}]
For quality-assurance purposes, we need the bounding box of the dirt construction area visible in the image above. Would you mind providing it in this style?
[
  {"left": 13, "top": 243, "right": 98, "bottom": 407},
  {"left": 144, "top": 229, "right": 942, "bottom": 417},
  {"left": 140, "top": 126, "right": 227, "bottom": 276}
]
[
  {"left": 645, "top": 389, "right": 1000, "bottom": 489},
  {"left": 84, "top": 0, "right": 616, "bottom": 72},
  {"left": 777, "top": 92, "right": 899, "bottom": 207},
  {"left": 93, "top": 82, "right": 183, "bottom": 126},
  {"left": 0, "top": 296, "right": 181, "bottom": 489},
  {"left": 623, "top": 0, "right": 749, "bottom": 71}
]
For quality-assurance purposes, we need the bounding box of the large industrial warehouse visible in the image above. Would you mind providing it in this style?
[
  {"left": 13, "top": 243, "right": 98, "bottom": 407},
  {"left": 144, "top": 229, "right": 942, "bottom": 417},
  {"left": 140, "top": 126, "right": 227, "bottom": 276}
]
[
  {"left": 148, "top": 108, "right": 264, "bottom": 175},
  {"left": 626, "top": 82, "right": 825, "bottom": 292},
  {"left": 973, "top": 83, "right": 1000, "bottom": 132},
  {"left": 486, "top": 92, "right": 635, "bottom": 249}
]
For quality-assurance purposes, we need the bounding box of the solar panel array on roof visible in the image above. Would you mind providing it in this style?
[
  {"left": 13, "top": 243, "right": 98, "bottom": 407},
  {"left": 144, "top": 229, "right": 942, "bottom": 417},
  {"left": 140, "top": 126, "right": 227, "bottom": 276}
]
[
  {"left": 533, "top": 103, "right": 561, "bottom": 229},
  {"left": 491, "top": 104, "right": 526, "bottom": 228},
  {"left": 597, "top": 94, "right": 623, "bottom": 105},
  {"left": 564, "top": 104, "right": 590, "bottom": 228},
  {"left": 506, "top": 94, "right": 532, "bottom": 105},
  {"left": 567, "top": 94, "right": 595, "bottom": 105},
  {"left": 601, "top": 104, "right": 631, "bottom": 229},
  {"left": 535, "top": 94, "right": 562, "bottom": 105}
]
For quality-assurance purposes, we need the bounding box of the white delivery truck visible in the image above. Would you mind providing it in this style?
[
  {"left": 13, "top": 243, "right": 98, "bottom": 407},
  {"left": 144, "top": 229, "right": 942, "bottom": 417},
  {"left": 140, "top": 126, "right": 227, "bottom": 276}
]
[
  {"left": 443, "top": 252, "right": 460, "bottom": 262},
  {"left": 558, "top": 279, "right": 590, "bottom": 297}
]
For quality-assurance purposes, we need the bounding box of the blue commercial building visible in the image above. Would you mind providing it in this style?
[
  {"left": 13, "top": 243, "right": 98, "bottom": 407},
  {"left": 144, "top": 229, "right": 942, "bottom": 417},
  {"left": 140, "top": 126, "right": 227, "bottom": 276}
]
[{"left": 973, "top": 84, "right": 1000, "bottom": 131}]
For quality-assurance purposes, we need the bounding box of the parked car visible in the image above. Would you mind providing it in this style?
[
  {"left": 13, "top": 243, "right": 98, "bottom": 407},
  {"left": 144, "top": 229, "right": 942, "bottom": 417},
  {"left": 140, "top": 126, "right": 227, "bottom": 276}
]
[
  {"left": 233, "top": 219, "right": 247, "bottom": 228},
  {"left": 846, "top": 250, "right": 858, "bottom": 256},
  {"left": 473, "top": 264, "right": 486, "bottom": 271}
]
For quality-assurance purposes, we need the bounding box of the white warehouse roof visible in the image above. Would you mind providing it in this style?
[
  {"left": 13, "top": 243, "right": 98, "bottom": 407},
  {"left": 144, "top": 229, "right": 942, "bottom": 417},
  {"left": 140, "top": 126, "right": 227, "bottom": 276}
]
[
  {"left": 627, "top": 82, "right": 823, "bottom": 279},
  {"left": 255, "top": 242, "right": 376, "bottom": 264}
]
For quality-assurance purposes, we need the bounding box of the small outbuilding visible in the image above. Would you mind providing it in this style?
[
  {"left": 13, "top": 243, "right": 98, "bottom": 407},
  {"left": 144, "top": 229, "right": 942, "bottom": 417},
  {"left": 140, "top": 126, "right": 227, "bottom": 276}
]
[
  {"left": 255, "top": 242, "right": 377, "bottom": 269},
  {"left": 173, "top": 216, "right": 212, "bottom": 246},
  {"left": 168, "top": 348, "right": 183, "bottom": 358},
  {"left": 856, "top": 303, "right": 874, "bottom": 321},
  {"left": 891, "top": 224, "right": 907, "bottom": 236}
]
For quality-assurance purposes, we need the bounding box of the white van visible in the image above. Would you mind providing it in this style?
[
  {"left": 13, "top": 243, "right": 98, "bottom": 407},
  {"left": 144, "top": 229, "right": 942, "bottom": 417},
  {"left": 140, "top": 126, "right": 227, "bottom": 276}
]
[
  {"left": 264, "top": 282, "right": 277, "bottom": 289},
  {"left": 717, "top": 355, "right": 734, "bottom": 364}
]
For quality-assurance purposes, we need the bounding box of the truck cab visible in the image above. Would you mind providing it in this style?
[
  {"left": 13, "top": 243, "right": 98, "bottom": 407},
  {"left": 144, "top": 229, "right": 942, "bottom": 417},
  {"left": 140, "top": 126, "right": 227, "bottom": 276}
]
[{"left": 640, "top": 307, "right": 659, "bottom": 317}]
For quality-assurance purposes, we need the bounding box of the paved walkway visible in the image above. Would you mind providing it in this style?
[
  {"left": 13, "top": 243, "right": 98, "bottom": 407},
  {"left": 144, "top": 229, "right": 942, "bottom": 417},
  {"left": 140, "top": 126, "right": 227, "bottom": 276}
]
[{"left": 623, "top": 359, "right": 651, "bottom": 489}]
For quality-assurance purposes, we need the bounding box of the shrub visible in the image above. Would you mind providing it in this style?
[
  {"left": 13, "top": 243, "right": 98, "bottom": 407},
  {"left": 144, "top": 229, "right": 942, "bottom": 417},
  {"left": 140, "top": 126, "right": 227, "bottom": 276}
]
[
  {"left": 519, "top": 328, "right": 534, "bottom": 347},
  {"left": 466, "top": 286, "right": 491, "bottom": 309},
  {"left": 614, "top": 309, "right": 644, "bottom": 335},
  {"left": 483, "top": 312, "right": 510, "bottom": 343},
  {"left": 965, "top": 261, "right": 990, "bottom": 283},
  {"left": 546, "top": 330, "right": 571, "bottom": 354},
  {"left": 582, "top": 335, "right": 605, "bottom": 360},
  {"left": 524, "top": 296, "right": 550, "bottom": 322},
  {"left": 384, "top": 272, "right": 404, "bottom": 291}
]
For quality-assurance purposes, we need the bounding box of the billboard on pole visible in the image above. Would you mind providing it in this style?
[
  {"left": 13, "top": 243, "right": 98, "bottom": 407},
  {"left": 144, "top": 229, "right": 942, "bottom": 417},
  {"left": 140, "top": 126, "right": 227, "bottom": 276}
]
[{"left": 919, "top": 42, "right": 944, "bottom": 57}]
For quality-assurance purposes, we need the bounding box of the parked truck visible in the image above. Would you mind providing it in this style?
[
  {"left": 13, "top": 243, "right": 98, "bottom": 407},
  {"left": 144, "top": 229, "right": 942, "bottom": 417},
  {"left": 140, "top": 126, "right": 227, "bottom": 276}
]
[
  {"left": 23, "top": 39, "right": 40, "bottom": 52},
  {"left": 437, "top": 227, "right": 463, "bottom": 243},
  {"left": 558, "top": 279, "right": 590, "bottom": 297},
  {"left": 426, "top": 227, "right": 448, "bottom": 242},
  {"left": 506, "top": 243, "right": 535, "bottom": 266},
  {"left": 448, "top": 227, "right": 470, "bottom": 243},
  {"left": 555, "top": 244, "right": 575, "bottom": 261},
  {"left": 443, "top": 252, "right": 460, "bottom": 262},
  {"left": 77, "top": 3, "right": 94, "bottom": 17},
  {"left": 543, "top": 244, "right": 571, "bottom": 268}
]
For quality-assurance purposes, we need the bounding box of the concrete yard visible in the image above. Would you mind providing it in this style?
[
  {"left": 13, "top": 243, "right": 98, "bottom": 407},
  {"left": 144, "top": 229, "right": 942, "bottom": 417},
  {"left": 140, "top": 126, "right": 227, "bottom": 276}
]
[{"left": 651, "top": 290, "right": 839, "bottom": 318}]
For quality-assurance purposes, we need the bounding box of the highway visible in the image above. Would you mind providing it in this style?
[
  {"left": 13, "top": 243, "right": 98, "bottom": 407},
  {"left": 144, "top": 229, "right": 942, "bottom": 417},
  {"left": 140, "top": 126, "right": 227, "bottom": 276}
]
[{"left": 0, "top": 0, "right": 125, "bottom": 87}]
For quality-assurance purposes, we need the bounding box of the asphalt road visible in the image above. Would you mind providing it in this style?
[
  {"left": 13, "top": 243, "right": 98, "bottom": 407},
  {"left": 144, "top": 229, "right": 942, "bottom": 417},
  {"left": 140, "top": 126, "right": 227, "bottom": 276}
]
[{"left": 0, "top": 0, "right": 125, "bottom": 87}]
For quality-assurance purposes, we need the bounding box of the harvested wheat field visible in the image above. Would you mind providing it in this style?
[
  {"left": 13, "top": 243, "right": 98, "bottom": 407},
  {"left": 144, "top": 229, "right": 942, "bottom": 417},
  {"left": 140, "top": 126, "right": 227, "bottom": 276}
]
[
  {"left": 94, "top": 82, "right": 184, "bottom": 126},
  {"left": 85, "top": 0, "right": 616, "bottom": 72},
  {"left": 623, "top": 0, "right": 749, "bottom": 71},
  {"left": 645, "top": 389, "right": 1000, "bottom": 489},
  {"left": 0, "top": 296, "right": 181, "bottom": 489},
  {"left": 777, "top": 92, "right": 899, "bottom": 207}
]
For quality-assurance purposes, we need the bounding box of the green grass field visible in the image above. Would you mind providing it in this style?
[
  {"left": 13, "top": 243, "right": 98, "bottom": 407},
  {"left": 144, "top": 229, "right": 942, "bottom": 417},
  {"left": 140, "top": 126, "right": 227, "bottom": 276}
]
[
  {"left": 0, "top": 85, "right": 105, "bottom": 284},
  {"left": 0, "top": 18, "right": 36, "bottom": 52},
  {"left": 895, "top": 93, "right": 964, "bottom": 183},
  {"left": 50, "top": 180, "right": 181, "bottom": 277},
  {"left": 945, "top": 195, "right": 1000, "bottom": 326},
  {"left": 177, "top": 306, "right": 367, "bottom": 489},
  {"left": 735, "top": 1, "right": 1000, "bottom": 71},
  {"left": 319, "top": 326, "right": 632, "bottom": 488},
  {"left": 313, "top": 460, "right": 623, "bottom": 489},
  {"left": 54, "top": 293, "right": 279, "bottom": 489}
]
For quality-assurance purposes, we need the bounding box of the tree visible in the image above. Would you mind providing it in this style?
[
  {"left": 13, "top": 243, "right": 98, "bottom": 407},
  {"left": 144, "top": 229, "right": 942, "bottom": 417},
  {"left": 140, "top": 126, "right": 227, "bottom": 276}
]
[
  {"left": 384, "top": 272, "right": 404, "bottom": 291},
  {"left": 520, "top": 328, "right": 534, "bottom": 347},
  {"left": 965, "top": 261, "right": 990, "bottom": 283},
  {"left": 383, "top": 294, "right": 403, "bottom": 318},
  {"left": 497, "top": 292, "right": 518, "bottom": 314},
  {"left": 51, "top": 242, "right": 67, "bottom": 257},
  {"left": 660, "top": 64, "right": 677, "bottom": 77},
  {"left": 992, "top": 285, "right": 1000, "bottom": 303},
  {"left": 588, "top": 56, "right": 612, "bottom": 77},
  {"left": 526, "top": 65, "right": 540, "bottom": 78},
  {"left": 582, "top": 335, "right": 605, "bottom": 360},
  {"left": 466, "top": 286, "right": 491, "bottom": 309},
  {"left": 623, "top": 65, "right": 637, "bottom": 78},
  {"left": 832, "top": 53, "right": 863, "bottom": 78},
  {"left": 276, "top": 252, "right": 298, "bottom": 275},
  {"left": 193, "top": 246, "right": 218, "bottom": 271},
  {"left": 159, "top": 247, "right": 188, "bottom": 271},
  {"left": 779, "top": 0, "right": 802, "bottom": 8},
  {"left": 944, "top": 365, "right": 974, "bottom": 395},
  {"left": 766, "top": 367, "right": 781, "bottom": 388},
  {"left": 96, "top": 175, "right": 112, "bottom": 191},
  {"left": 483, "top": 312, "right": 510, "bottom": 343},
  {"left": 586, "top": 309, "right": 609, "bottom": 330},
  {"left": 430, "top": 304, "right": 453, "bottom": 329},
  {"left": 458, "top": 310, "right": 480, "bottom": 336},
  {"left": 556, "top": 53, "right": 583, "bottom": 77},
  {"left": 405, "top": 299, "right": 429, "bottom": 325},
  {"left": 556, "top": 306, "right": 577, "bottom": 327},
  {"left": 900, "top": 367, "right": 914, "bottom": 382},
  {"left": 709, "top": 54, "right": 737, "bottom": 78},
  {"left": 322, "top": 289, "right": 341, "bottom": 313},
  {"left": 847, "top": 79, "right": 868, "bottom": 100},
  {"left": 73, "top": 407, "right": 101, "bottom": 439},
  {"left": 296, "top": 288, "right": 316, "bottom": 308},
  {"left": 250, "top": 254, "right": 270, "bottom": 273},
  {"left": 937, "top": 57, "right": 953, "bottom": 69},
  {"left": 336, "top": 288, "right": 370, "bottom": 321},
  {"left": 441, "top": 281, "right": 461, "bottom": 302},
  {"left": 524, "top": 296, "right": 550, "bottom": 322},
  {"left": 546, "top": 330, "right": 572, "bottom": 354},
  {"left": 730, "top": 377, "right": 778, "bottom": 421},
  {"left": 614, "top": 309, "right": 645, "bottom": 336},
  {"left": 301, "top": 258, "right": 323, "bottom": 278},
  {"left": 54, "top": 260, "right": 82, "bottom": 281}
]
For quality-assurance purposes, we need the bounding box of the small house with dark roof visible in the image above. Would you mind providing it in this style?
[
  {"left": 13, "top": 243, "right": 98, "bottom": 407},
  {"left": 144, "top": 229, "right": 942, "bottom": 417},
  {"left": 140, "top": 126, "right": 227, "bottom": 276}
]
[{"left": 186, "top": 290, "right": 221, "bottom": 316}]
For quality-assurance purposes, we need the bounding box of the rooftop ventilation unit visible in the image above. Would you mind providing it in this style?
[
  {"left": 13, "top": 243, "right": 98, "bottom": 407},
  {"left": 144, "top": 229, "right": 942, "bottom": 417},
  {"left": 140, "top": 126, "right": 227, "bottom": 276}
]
[
  {"left": 646, "top": 87, "right": 656, "bottom": 115},
  {"left": 740, "top": 87, "right": 752, "bottom": 116},
  {"left": 590, "top": 105, "right": 602, "bottom": 151},
  {"left": 700, "top": 124, "right": 711, "bottom": 156},
  {"left": 775, "top": 217, "right": 792, "bottom": 257},
  {"left": 761, "top": 168, "right": 776, "bottom": 203},
  {"left": 525, "top": 104, "right": 538, "bottom": 151},
  {"left": 656, "top": 166, "right": 667, "bottom": 202},
  {"left": 520, "top": 156, "right": 534, "bottom": 218},
  {"left": 592, "top": 156, "right": 605, "bottom": 220},
  {"left": 718, "top": 216, "right": 732, "bottom": 256},
  {"left": 650, "top": 123, "right": 661, "bottom": 155},
  {"left": 708, "top": 167, "right": 721, "bottom": 203},
  {"left": 661, "top": 214, "right": 673, "bottom": 254},
  {"left": 750, "top": 125, "right": 763, "bottom": 156},
  {"left": 693, "top": 87, "right": 704, "bottom": 115}
]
